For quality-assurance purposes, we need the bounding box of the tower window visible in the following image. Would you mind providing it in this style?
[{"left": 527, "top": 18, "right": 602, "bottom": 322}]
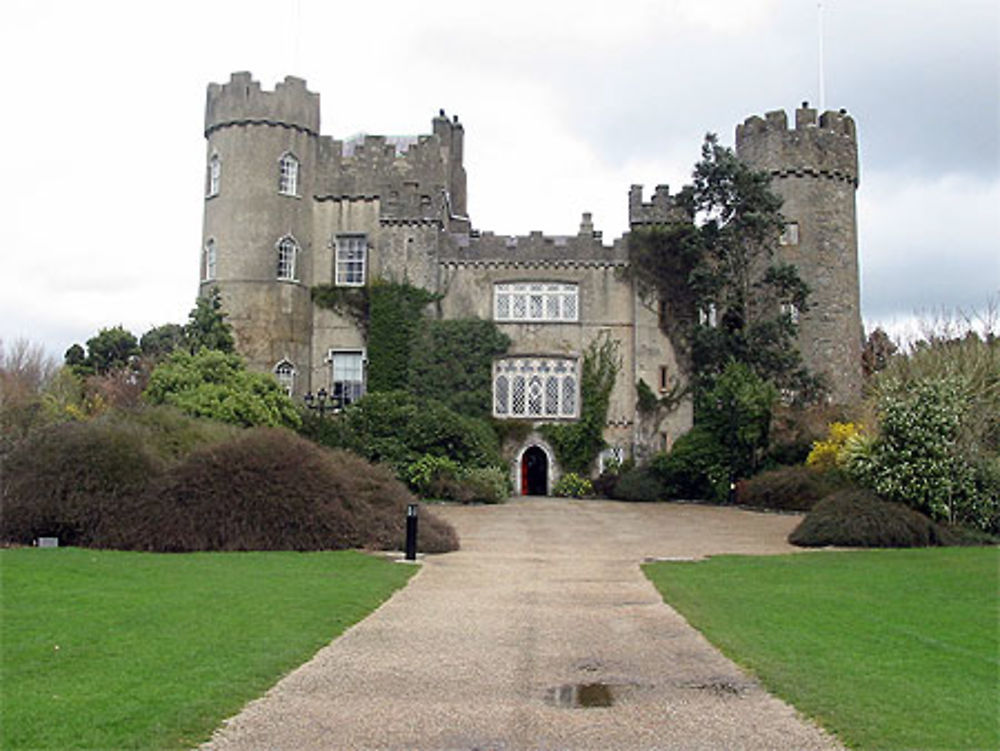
[
  {"left": 780, "top": 222, "right": 800, "bottom": 246},
  {"left": 274, "top": 360, "right": 295, "bottom": 396},
  {"left": 335, "top": 235, "right": 367, "bottom": 286},
  {"left": 329, "top": 350, "right": 366, "bottom": 408},
  {"left": 492, "top": 358, "right": 579, "bottom": 419},
  {"left": 277, "top": 236, "right": 299, "bottom": 281},
  {"left": 659, "top": 365, "right": 670, "bottom": 392},
  {"left": 699, "top": 303, "right": 718, "bottom": 328},
  {"left": 203, "top": 238, "right": 217, "bottom": 281},
  {"left": 278, "top": 153, "right": 299, "bottom": 196},
  {"left": 781, "top": 302, "right": 800, "bottom": 325},
  {"left": 207, "top": 154, "right": 221, "bottom": 197}
]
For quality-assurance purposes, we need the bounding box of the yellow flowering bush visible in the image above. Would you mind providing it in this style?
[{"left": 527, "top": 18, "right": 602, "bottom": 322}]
[{"left": 806, "top": 422, "right": 863, "bottom": 473}]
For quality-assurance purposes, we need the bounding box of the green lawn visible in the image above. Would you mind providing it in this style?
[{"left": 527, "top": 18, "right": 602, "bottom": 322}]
[
  {"left": 1, "top": 548, "right": 416, "bottom": 750},
  {"left": 644, "top": 548, "right": 1000, "bottom": 750}
]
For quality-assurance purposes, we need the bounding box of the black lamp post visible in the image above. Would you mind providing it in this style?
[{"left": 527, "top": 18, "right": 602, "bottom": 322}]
[{"left": 303, "top": 387, "right": 337, "bottom": 416}]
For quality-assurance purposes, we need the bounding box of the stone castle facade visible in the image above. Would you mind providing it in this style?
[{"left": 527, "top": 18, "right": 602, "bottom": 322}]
[{"left": 200, "top": 72, "right": 862, "bottom": 493}]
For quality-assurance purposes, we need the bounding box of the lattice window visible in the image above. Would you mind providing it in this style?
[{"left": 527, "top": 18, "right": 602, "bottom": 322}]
[
  {"left": 278, "top": 152, "right": 299, "bottom": 196},
  {"left": 493, "top": 358, "right": 579, "bottom": 418},
  {"left": 273, "top": 360, "right": 295, "bottom": 396},
  {"left": 203, "top": 238, "right": 217, "bottom": 281},
  {"left": 335, "top": 235, "right": 366, "bottom": 286},
  {"left": 494, "top": 283, "right": 579, "bottom": 322},
  {"left": 207, "top": 154, "right": 221, "bottom": 197},
  {"left": 277, "top": 236, "right": 298, "bottom": 280},
  {"left": 330, "top": 350, "right": 365, "bottom": 408}
]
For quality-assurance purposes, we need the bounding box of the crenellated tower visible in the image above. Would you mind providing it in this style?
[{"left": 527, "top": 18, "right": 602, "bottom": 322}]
[
  {"left": 201, "top": 72, "right": 319, "bottom": 391},
  {"left": 736, "top": 103, "right": 863, "bottom": 402}
]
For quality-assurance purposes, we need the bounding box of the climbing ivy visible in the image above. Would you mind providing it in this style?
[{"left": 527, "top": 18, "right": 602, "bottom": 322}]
[
  {"left": 366, "top": 282, "right": 439, "bottom": 393},
  {"left": 310, "top": 285, "right": 369, "bottom": 335},
  {"left": 542, "top": 336, "right": 621, "bottom": 475}
]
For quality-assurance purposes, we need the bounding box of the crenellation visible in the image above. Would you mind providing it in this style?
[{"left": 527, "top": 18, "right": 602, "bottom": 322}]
[
  {"left": 205, "top": 72, "right": 319, "bottom": 136},
  {"left": 629, "top": 184, "right": 687, "bottom": 227}
]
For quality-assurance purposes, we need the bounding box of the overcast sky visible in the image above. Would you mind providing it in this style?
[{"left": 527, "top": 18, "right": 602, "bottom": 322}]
[{"left": 2, "top": 0, "right": 997, "bottom": 359}]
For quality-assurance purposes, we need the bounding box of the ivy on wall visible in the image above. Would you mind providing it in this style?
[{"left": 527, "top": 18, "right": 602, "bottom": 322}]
[
  {"left": 541, "top": 336, "right": 621, "bottom": 475},
  {"left": 366, "top": 282, "right": 440, "bottom": 393}
]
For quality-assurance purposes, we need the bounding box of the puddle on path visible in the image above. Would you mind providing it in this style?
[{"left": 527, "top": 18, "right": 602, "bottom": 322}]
[{"left": 546, "top": 682, "right": 615, "bottom": 708}]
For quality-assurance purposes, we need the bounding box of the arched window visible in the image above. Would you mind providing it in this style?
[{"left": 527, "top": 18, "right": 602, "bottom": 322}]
[
  {"left": 207, "top": 154, "right": 221, "bottom": 197},
  {"left": 278, "top": 152, "right": 299, "bottom": 196},
  {"left": 277, "top": 236, "right": 298, "bottom": 280},
  {"left": 203, "top": 238, "right": 217, "bottom": 281},
  {"left": 274, "top": 360, "right": 295, "bottom": 396},
  {"left": 493, "top": 358, "right": 579, "bottom": 419}
]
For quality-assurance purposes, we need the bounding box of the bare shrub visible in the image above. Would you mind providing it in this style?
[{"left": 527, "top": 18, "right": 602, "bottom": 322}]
[{"left": 788, "top": 489, "right": 942, "bottom": 548}]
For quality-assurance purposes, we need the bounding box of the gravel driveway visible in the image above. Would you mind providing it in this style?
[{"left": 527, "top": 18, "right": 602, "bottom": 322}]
[{"left": 203, "top": 498, "right": 844, "bottom": 750}]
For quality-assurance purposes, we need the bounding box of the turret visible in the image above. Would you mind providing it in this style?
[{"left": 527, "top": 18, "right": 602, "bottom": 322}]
[
  {"left": 200, "top": 73, "right": 319, "bottom": 396},
  {"left": 736, "top": 102, "right": 863, "bottom": 402}
]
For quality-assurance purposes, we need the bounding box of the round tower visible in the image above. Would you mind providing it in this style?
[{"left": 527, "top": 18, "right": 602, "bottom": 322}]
[
  {"left": 200, "top": 72, "right": 319, "bottom": 395},
  {"left": 736, "top": 104, "right": 863, "bottom": 402}
]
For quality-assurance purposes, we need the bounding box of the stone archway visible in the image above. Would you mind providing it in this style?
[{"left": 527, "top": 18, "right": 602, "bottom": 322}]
[{"left": 520, "top": 445, "right": 549, "bottom": 496}]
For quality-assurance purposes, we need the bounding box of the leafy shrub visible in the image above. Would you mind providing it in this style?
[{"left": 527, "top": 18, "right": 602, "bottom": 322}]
[
  {"left": 736, "top": 465, "right": 843, "bottom": 512},
  {"left": 405, "top": 454, "right": 462, "bottom": 497},
  {"left": 806, "top": 421, "right": 864, "bottom": 474},
  {"left": 144, "top": 349, "right": 300, "bottom": 429},
  {"left": 553, "top": 472, "right": 593, "bottom": 498},
  {"left": 1, "top": 418, "right": 165, "bottom": 546},
  {"left": 788, "top": 489, "right": 942, "bottom": 548},
  {"left": 651, "top": 425, "right": 728, "bottom": 501},
  {"left": 611, "top": 465, "right": 666, "bottom": 502},
  {"left": 591, "top": 470, "right": 620, "bottom": 498},
  {"left": 455, "top": 466, "right": 510, "bottom": 504},
  {"left": 404, "top": 455, "right": 508, "bottom": 504}
]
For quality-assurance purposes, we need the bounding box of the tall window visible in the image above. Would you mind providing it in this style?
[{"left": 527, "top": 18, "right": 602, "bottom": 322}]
[
  {"left": 278, "top": 152, "right": 299, "bottom": 196},
  {"left": 330, "top": 350, "right": 365, "bottom": 408},
  {"left": 207, "top": 154, "right": 221, "bottom": 197},
  {"left": 780, "top": 221, "right": 800, "bottom": 246},
  {"left": 781, "top": 302, "right": 800, "bottom": 325},
  {"left": 494, "top": 283, "right": 578, "bottom": 322},
  {"left": 203, "top": 238, "right": 217, "bottom": 281},
  {"left": 274, "top": 360, "right": 295, "bottom": 396},
  {"left": 335, "top": 235, "right": 366, "bottom": 286},
  {"left": 277, "top": 236, "right": 298, "bottom": 280},
  {"left": 493, "top": 358, "right": 578, "bottom": 419}
]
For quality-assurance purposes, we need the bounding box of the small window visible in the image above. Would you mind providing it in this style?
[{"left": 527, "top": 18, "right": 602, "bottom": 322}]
[
  {"left": 699, "top": 303, "right": 718, "bottom": 328},
  {"left": 278, "top": 152, "right": 299, "bottom": 196},
  {"left": 277, "top": 236, "right": 299, "bottom": 280},
  {"left": 274, "top": 360, "right": 295, "bottom": 396},
  {"left": 203, "top": 238, "right": 217, "bottom": 281},
  {"left": 781, "top": 302, "right": 800, "bottom": 325},
  {"left": 659, "top": 365, "right": 670, "bottom": 392},
  {"left": 330, "top": 350, "right": 365, "bottom": 408},
  {"left": 335, "top": 235, "right": 366, "bottom": 286},
  {"left": 780, "top": 222, "right": 800, "bottom": 246},
  {"left": 207, "top": 154, "right": 221, "bottom": 197}
]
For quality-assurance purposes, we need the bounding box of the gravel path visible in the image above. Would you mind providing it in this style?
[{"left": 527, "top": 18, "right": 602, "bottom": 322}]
[{"left": 202, "top": 498, "right": 844, "bottom": 750}]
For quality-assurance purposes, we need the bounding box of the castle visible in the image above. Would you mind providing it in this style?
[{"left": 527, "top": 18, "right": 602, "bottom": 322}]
[{"left": 200, "top": 72, "right": 862, "bottom": 494}]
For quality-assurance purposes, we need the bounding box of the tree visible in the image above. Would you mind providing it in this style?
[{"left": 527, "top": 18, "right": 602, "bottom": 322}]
[
  {"left": 144, "top": 349, "right": 300, "bottom": 429},
  {"left": 629, "top": 134, "right": 819, "bottom": 402},
  {"left": 67, "top": 325, "right": 140, "bottom": 376},
  {"left": 140, "top": 323, "right": 186, "bottom": 360},
  {"left": 862, "top": 327, "right": 898, "bottom": 377},
  {"left": 185, "top": 287, "right": 234, "bottom": 354}
]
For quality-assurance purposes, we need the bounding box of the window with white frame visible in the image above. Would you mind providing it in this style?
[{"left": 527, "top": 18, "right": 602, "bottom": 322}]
[
  {"left": 277, "top": 236, "right": 298, "bottom": 280},
  {"left": 698, "top": 303, "right": 718, "bottom": 328},
  {"left": 207, "top": 154, "right": 221, "bottom": 197},
  {"left": 493, "top": 357, "right": 578, "bottom": 419},
  {"left": 781, "top": 302, "right": 800, "bottom": 325},
  {"left": 494, "top": 282, "right": 578, "bottom": 322},
  {"left": 330, "top": 350, "right": 365, "bottom": 408},
  {"left": 203, "top": 238, "right": 217, "bottom": 281},
  {"left": 335, "top": 235, "right": 366, "bottom": 286},
  {"left": 779, "top": 221, "right": 800, "bottom": 246},
  {"left": 274, "top": 360, "right": 295, "bottom": 396},
  {"left": 278, "top": 152, "right": 299, "bottom": 196}
]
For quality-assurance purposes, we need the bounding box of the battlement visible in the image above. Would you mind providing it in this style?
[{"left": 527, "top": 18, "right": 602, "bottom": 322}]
[
  {"left": 628, "top": 184, "right": 689, "bottom": 228},
  {"left": 205, "top": 72, "right": 320, "bottom": 136},
  {"left": 736, "top": 102, "right": 859, "bottom": 185}
]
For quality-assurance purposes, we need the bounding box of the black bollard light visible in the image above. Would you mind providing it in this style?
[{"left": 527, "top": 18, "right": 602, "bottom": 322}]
[{"left": 405, "top": 503, "right": 419, "bottom": 561}]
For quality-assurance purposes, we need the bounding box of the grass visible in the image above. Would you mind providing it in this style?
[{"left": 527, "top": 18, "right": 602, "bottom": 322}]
[
  {"left": 1, "top": 547, "right": 416, "bottom": 750},
  {"left": 643, "top": 548, "right": 1000, "bottom": 750}
]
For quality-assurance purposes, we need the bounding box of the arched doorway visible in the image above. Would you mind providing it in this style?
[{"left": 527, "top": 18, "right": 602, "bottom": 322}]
[{"left": 521, "top": 446, "right": 548, "bottom": 496}]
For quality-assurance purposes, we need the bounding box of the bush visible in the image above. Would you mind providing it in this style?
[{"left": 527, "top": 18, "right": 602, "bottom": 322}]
[
  {"left": 611, "top": 465, "right": 667, "bottom": 502},
  {"left": 455, "top": 466, "right": 510, "bottom": 504},
  {"left": 553, "top": 472, "right": 593, "bottom": 498},
  {"left": 737, "top": 465, "right": 843, "bottom": 512},
  {"left": 651, "top": 426, "right": 728, "bottom": 501},
  {"left": 0, "top": 419, "right": 165, "bottom": 546},
  {"left": 1, "top": 418, "right": 459, "bottom": 554},
  {"left": 788, "top": 489, "right": 943, "bottom": 548},
  {"left": 591, "top": 469, "right": 620, "bottom": 498},
  {"left": 806, "top": 421, "right": 864, "bottom": 474},
  {"left": 404, "top": 455, "right": 508, "bottom": 504}
]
